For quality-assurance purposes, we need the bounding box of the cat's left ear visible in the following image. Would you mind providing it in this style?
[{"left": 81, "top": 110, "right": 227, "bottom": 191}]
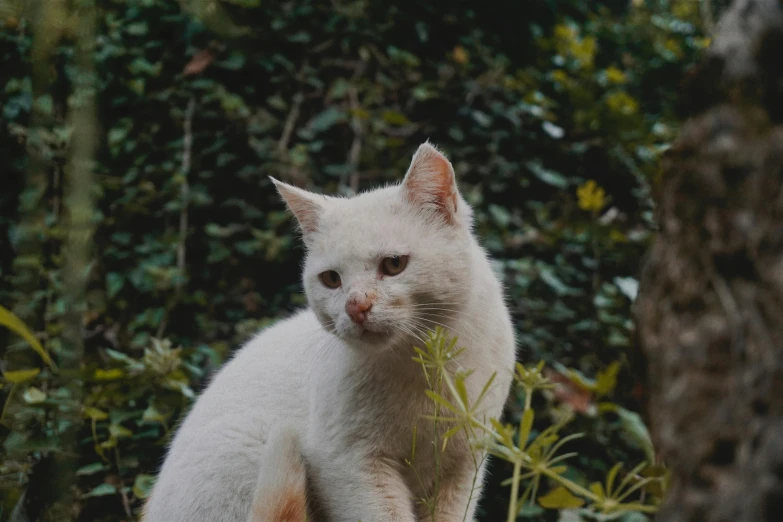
[
  {"left": 402, "top": 142, "right": 467, "bottom": 225},
  {"left": 270, "top": 177, "right": 325, "bottom": 236}
]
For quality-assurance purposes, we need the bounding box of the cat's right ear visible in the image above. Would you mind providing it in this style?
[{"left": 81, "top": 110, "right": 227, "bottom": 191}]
[{"left": 270, "top": 177, "right": 324, "bottom": 236}]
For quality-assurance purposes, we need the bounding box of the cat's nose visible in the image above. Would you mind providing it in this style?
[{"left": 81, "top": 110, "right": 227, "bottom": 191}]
[{"left": 346, "top": 298, "right": 373, "bottom": 325}]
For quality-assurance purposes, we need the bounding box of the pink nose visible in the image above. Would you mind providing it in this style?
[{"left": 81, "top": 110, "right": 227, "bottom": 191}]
[{"left": 346, "top": 298, "right": 373, "bottom": 325}]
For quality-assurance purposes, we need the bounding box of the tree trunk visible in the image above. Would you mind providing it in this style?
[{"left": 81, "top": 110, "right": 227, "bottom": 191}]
[{"left": 634, "top": 0, "right": 783, "bottom": 521}]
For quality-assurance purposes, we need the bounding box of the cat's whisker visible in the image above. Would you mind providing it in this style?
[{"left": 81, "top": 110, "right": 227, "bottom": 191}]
[
  {"left": 300, "top": 323, "right": 340, "bottom": 384},
  {"left": 409, "top": 311, "right": 494, "bottom": 339},
  {"left": 406, "top": 322, "right": 437, "bottom": 348},
  {"left": 408, "top": 316, "right": 483, "bottom": 349},
  {"left": 409, "top": 306, "right": 486, "bottom": 323},
  {"left": 392, "top": 321, "right": 426, "bottom": 345},
  {"left": 303, "top": 335, "right": 341, "bottom": 386},
  {"left": 409, "top": 302, "right": 474, "bottom": 309},
  {"left": 297, "top": 326, "right": 335, "bottom": 355}
]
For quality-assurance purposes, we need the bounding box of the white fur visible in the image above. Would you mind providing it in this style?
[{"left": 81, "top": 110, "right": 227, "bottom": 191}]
[{"left": 143, "top": 143, "right": 516, "bottom": 522}]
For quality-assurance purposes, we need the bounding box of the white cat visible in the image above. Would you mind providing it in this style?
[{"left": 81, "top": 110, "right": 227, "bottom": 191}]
[{"left": 142, "top": 143, "right": 517, "bottom": 522}]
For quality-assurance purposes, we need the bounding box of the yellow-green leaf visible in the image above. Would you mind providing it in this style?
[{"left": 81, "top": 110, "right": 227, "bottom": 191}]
[
  {"left": 538, "top": 487, "right": 585, "bottom": 509},
  {"left": 519, "top": 409, "right": 535, "bottom": 449},
  {"left": 605, "top": 462, "right": 623, "bottom": 496},
  {"left": 595, "top": 361, "right": 621, "bottom": 397},
  {"left": 0, "top": 305, "right": 55, "bottom": 368},
  {"left": 590, "top": 481, "right": 605, "bottom": 499},
  {"left": 99, "top": 438, "right": 118, "bottom": 449},
  {"left": 94, "top": 368, "right": 125, "bottom": 380},
  {"left": 109, "top": 424, "right": 133, "bottom": 438},
  {"left": 424, "top": 390, "right": 459, "bottom": 413},
  {"left": 84, "top": 407, "right": 108, "bottom": 421},
  {"left": 605, "top": 66, "right": 627, "bottom": 84},
  {"left": 23, "top": 386, "right": 47, "bottom": 404},
  {"left": 3, "top": 368, "right": 40, "bottom": 384},
  {"left": 133, "top": 474, "right": 156, "bottom": 499}
]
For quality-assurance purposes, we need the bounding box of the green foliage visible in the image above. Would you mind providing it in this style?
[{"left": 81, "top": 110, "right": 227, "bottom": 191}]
[
  {"left": 0, "top": 0, "right": 705, "bottom": 520},
  {"left": 415, "top": 328, "right": 666, "bottom": 521}
]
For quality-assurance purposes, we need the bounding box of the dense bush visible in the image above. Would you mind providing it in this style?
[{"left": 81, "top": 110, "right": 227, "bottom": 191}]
[{"left": 0, "top": 0, "right": 707, "bottom": 520}]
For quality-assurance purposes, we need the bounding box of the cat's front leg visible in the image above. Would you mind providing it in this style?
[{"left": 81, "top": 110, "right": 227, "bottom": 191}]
[
  {"left": 417, "top": 458, "right": 487, "bottom": 522},
  {"left": 314, "top": 453, "right": 416, "bottom": 522}
]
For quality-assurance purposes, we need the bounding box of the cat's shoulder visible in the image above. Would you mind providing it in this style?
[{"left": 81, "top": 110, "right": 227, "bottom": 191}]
[
  {"left": 240, "top": 308, "right": 322, "bottom": 352},
  {"left": 213, "top": 308, "right": 324, "bottom": 379}
]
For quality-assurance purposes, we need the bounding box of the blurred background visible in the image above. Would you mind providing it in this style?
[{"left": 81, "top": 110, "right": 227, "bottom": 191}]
[{"left": 0, "top": 0, "right": 716, "bottom": 520}]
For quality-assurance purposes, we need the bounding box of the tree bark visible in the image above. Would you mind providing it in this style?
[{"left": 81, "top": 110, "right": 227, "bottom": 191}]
[{"left": 635, "top": 0, "right": 783, "bottom": 521}]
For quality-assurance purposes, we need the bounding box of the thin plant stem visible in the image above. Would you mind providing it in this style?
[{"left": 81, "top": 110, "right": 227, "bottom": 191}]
[{"left": 506, "top": 460, "right": 523, "bottom": 522}]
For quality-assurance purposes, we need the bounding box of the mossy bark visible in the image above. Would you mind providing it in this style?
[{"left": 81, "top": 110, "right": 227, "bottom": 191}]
[{"left": 635, "top": 0, "right": 783, "bottom": 520}]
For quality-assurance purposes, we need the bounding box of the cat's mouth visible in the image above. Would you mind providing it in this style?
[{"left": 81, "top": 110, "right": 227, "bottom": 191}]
[{"left": 359, "top": 327, "right": 384, "bottom": 340}]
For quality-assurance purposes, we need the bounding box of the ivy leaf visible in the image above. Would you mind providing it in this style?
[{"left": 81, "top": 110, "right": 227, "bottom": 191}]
[{"left": 538, "top": 487, "right": 585, "bottom": 509}]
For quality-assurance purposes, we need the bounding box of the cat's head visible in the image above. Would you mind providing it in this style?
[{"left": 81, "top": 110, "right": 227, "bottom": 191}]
[{"left": 273, "top": 142, "right": 476, "bottom": 350}]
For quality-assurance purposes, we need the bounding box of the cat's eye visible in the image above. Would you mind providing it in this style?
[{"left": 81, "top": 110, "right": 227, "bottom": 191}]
[
  {"left": 381, "top": 255, "right": 409, "bottom": 276},
  {"left": 319, "top": 270, "right": 342, "bottom": 289}
]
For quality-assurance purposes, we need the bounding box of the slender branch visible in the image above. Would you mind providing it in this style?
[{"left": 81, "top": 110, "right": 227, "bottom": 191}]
[
  {"left": 344, "top": 57, "right": 367, "bottom": 193},
  {"left": 278, "top": 91, "right": 303, "bottom": 156},
  {"left": 347, "top": 84, "right": 363, "bottom": 194},
  {"left": 278, "top": 59, "right": 309, "bottom": 157},
  {"left": 177, "top": 96, "right": 195, "bottom": 281},
  {"left": 157, "top": 96, "right": 195, "bottom": 339}
]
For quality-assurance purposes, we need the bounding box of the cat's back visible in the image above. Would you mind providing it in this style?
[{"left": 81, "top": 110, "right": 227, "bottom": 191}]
[
  {"left": 143, "top": 308, "right": 325, "bottom": 522},
  {"left": 170, "top": 308, "right": 323, "bottom": 448}
]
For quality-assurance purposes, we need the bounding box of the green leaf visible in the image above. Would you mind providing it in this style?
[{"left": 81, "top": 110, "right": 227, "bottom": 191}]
[
  {"left": 133, "top": 474, "right": 156, "bottom": 499},
  {"left": 595, "top": 362, "right": 621, "bottom": 397},
  {"left": 81, "top": 483, "right": 117, "bottom": 498},
  {"left": 142, "top": 404, "right": 166, "bottom": 424},
  {"left": 526, "top": 160, "right": 569, "bottom": 188},
  {"left": 605, "top": 462, "right": 623, "bottom": 496},
  {"left": 106, "top": 272, "right": 124, "bottom": 298},
  {"left": 23, "top": 386, "right": 46, "bottom": 404},
  {"left": 84, "top": 407, "right": 109, "bottom": 421},
  {"left": 488, "top": 204, "right": 511, "bottom": 228},
  {"left": 616, "top": 407, "right": 656, "bottom": 463},
  {"left": 0, "top": 305, "right": 55, "bottom": 367},
  {"left": 77, "top": 462, "right": 108, "bottom": 476},
  {"left": 424, "top": 390, "right": 459, "bottom": 414},
  {"left": 538, "top": 487, "right": 585, "bottom": 509},
  {"left": 94, "top": 368, "right": 125, "bottom": 380},
  {"left": 307, "top": 107, "right": 344, "bottom": 133},
  {"left": 589, "top": 481, "right": 605, "bottom": 499},
  {"left": 126, "top": 21, "right": 148, "bottom": 36},
  {"left": 3, "top": 368, "right": 40, "bottom": 383},
  {"left": 382, "top": 110, "right": 410, "bottom": 126},
  {"left": 519, "top": 409, "right": 535, "bottom": 449},
  {"left": 109, "top": 424, "right": 133, "bottom": 438}
]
